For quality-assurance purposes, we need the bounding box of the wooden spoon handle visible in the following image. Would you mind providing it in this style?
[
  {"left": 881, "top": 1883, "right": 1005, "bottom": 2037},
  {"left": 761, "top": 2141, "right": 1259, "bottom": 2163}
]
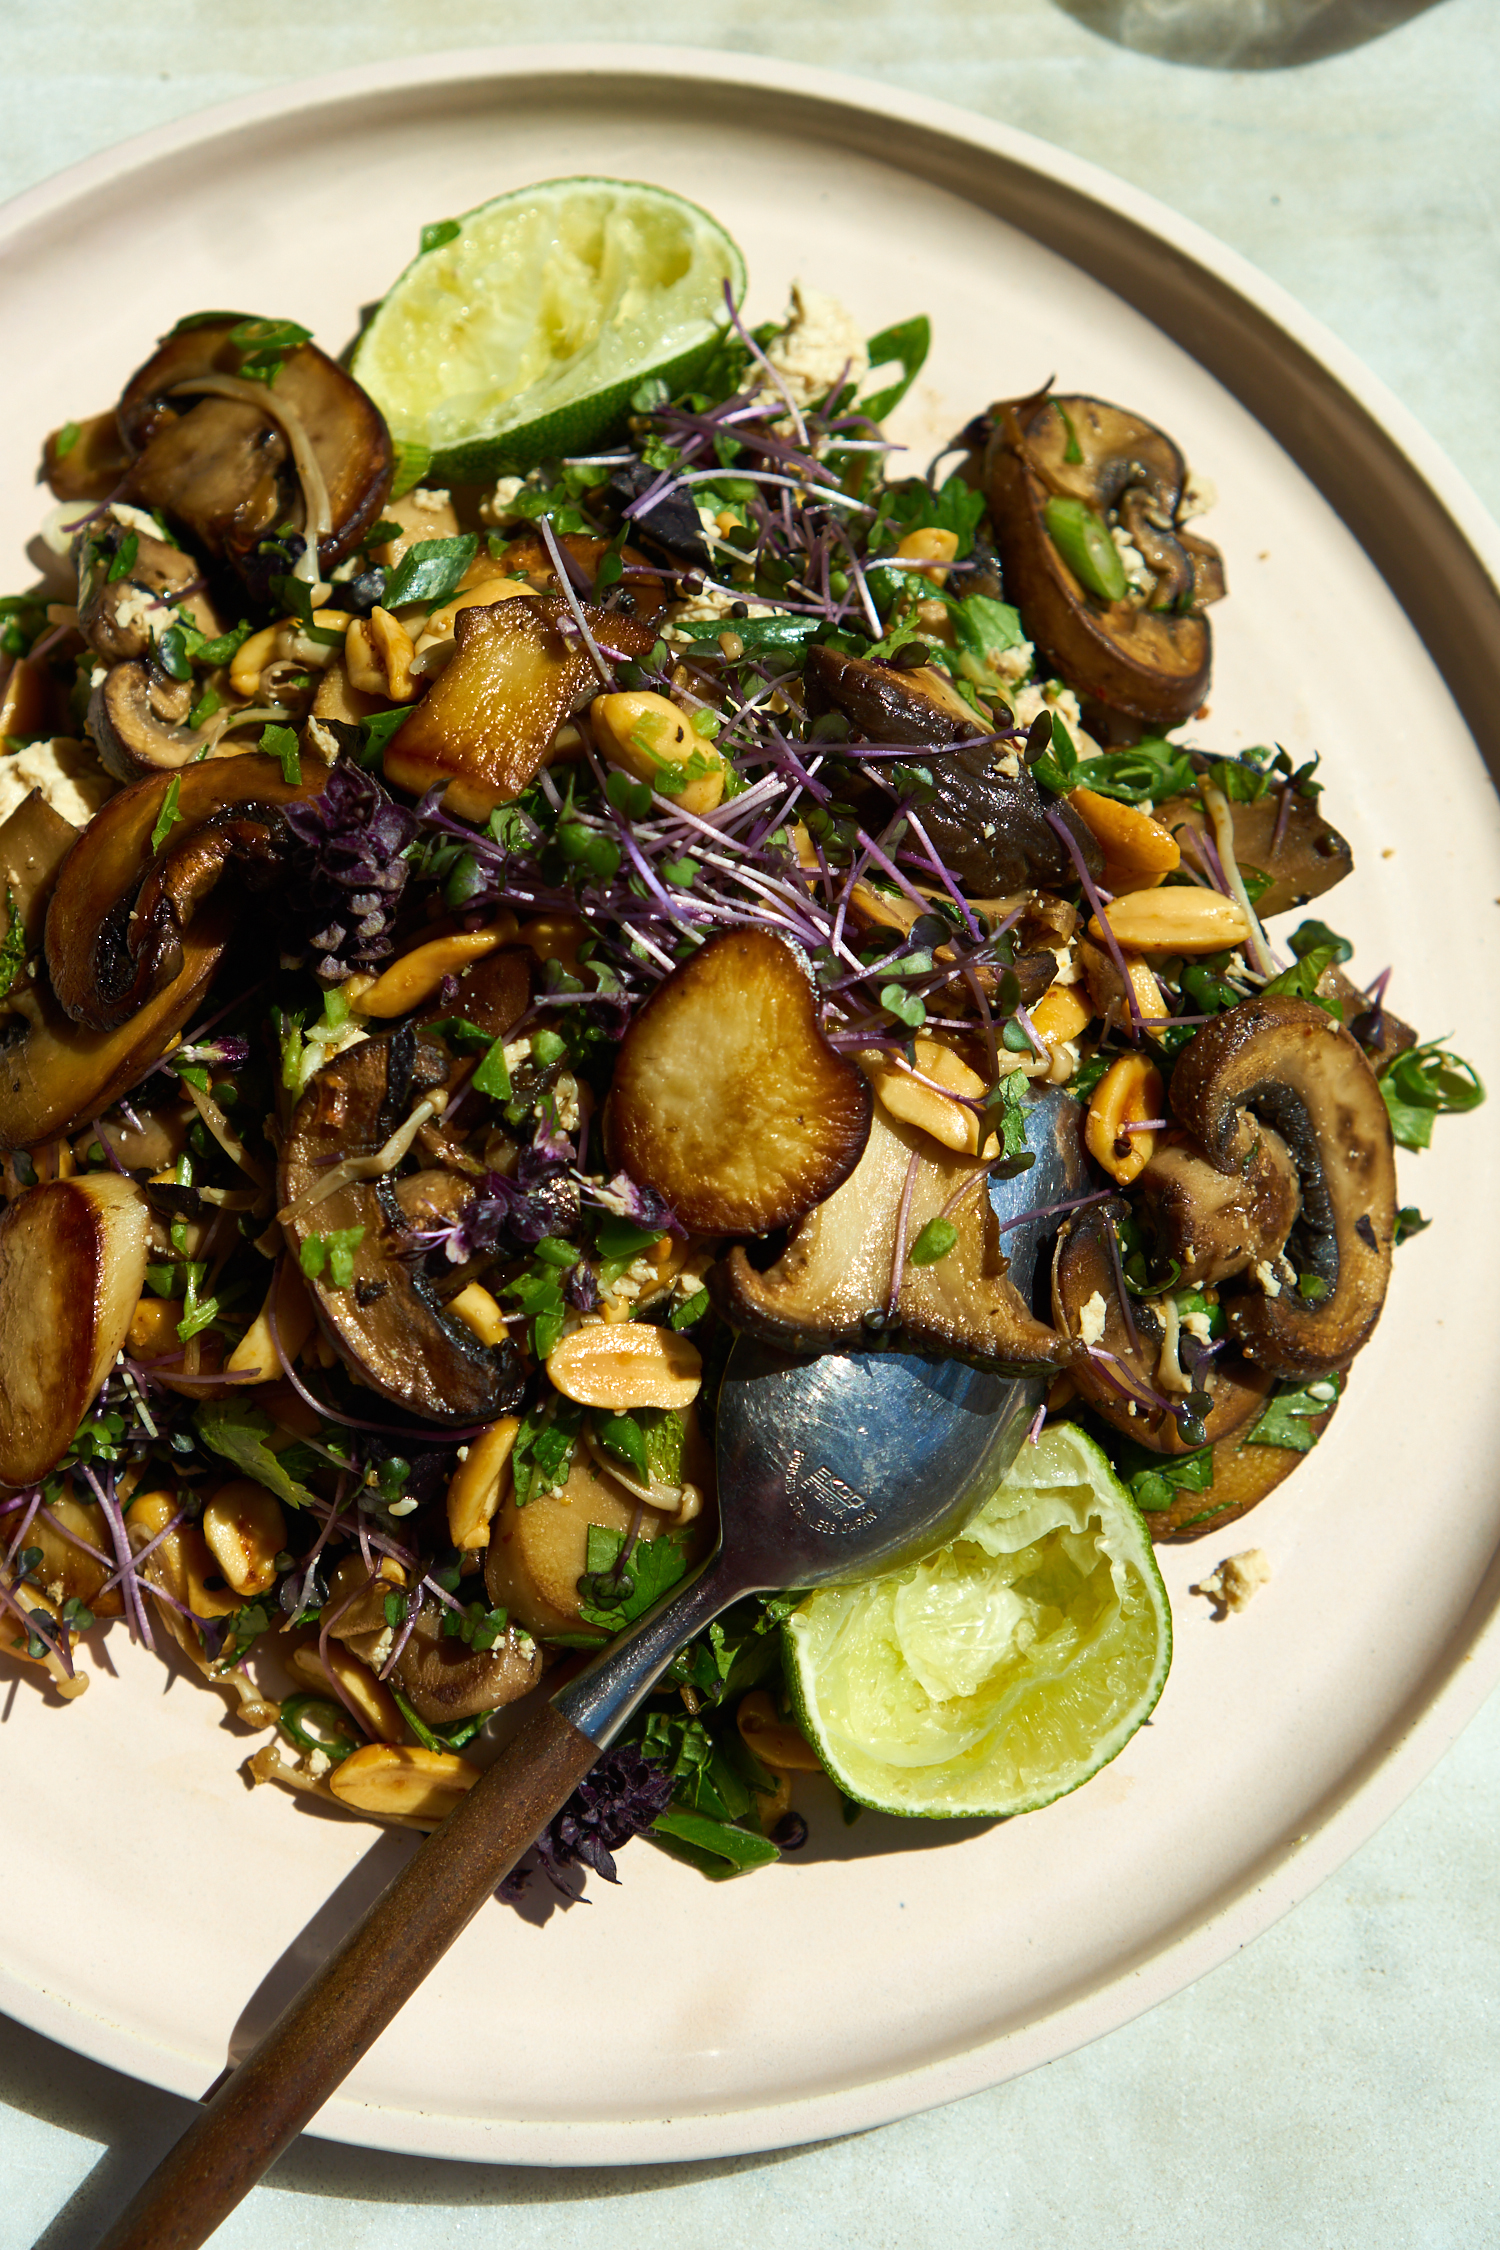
[{"left": 94, "top": 1701, "right": 598, "bottom": 2250}]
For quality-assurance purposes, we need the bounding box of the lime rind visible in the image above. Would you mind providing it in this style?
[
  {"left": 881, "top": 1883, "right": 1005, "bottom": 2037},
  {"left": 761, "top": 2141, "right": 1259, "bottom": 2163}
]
[
  {"left": 786, "top": 1423, "right": 1171, "bottom": 1821},
  {"left": 351, "top": 177, "right": 747, "bottom": 483}
]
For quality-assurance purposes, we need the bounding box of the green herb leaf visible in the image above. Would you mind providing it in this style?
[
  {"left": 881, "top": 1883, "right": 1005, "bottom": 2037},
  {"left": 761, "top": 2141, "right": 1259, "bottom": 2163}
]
[
  {"left": 471, "top": 1035, "right": 513, "bottom": 1101},
  {"left": 1288, "top": 919, "right": 1353, "bottom": 964},
  {"left": 1043, "top": 496, "right": 1127, "bottom": 602},
  {"left": 106, "top": 530, "right": 139, "bottom": 584},
  {"left": 648, "top": 1804, "right": 780, "bottom": 1879},
  {"left": 858, "top": 314, "right": 931, "bottom": 425},
  {"left": 55, "top": 419, "right": 81, "bottom": 460},
  {"left": 196, "top": 1401, "right": 317, "bottom": 1509},
  {"left": 0, "top": 886, "right": 27, "bottom": 1002},
  {"left": 576, "top": 1522, "right": 689, "bottom": 1632},
  {"left": 511, "top": 1399, "right": 583, "bottom": 1507},
  {"left": 383, "top": 534, "right": 479, "bottom": 611},
  {"left": 299, "top": 1226, "right": 365, "bottom": 1289},
  {"left": 880, "top": 981, "right": 927, "bottom": 1029},
  {"left": 356, "top": 705, "right": 411, "bottom": 771},
  {"left": 1378, "top": 1040, "right": 1485, "bottom": 1151},
  {"left": 229, "top": 315, "right": 312, "bottom": 386},
  {"left": 593, "top": 1411, "right": 649, "bottom": 1482},
  {"left": 1394, "top": 1205, "right": 1431, "bottom": 1245},
  {"left": 669, "top": 1287, "right": 710, "bottom": 1331},
  {"left": 908, "top": 1216, "right": 958, "bottom": 1266},
  {"left": 259, "top": 722, "right": 301, "bottom": 785},
  {"left": 149, "top": 776, "right": 183, "bottom": 854},
  {"left": 1246, "top": 1373, "right": 1343, "bottom": 1452}
]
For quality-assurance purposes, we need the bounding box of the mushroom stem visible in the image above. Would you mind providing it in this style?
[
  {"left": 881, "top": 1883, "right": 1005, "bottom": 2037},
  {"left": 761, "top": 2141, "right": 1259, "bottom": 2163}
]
[{"left": 166, "top": 372, "right": 333, "bottom": 574}]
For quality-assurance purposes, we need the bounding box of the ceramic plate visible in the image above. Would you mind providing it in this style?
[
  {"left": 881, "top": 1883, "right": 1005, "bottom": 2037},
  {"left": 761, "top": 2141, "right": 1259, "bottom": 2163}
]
[{"left": 2, "top": 46, "right": 1498, "bottom": 2167}]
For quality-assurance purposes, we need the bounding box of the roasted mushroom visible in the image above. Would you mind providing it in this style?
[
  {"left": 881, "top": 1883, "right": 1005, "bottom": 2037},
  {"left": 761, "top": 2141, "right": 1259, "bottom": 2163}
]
[
  {"left": 1134, "top": 1122, "right": 1302, "bottom": 1288},
  {"left": 1140, "top": 1385, "right": 1339, "bottom": 1542},
  {"left": 610, "top": 928, "right": 872, "bottom": 1236},
  {"left": 87, "top": 662, "right": 215, "bottom": 781},
  {"left": 393, "top": 1601, "right": 543, "bottom": 1722},
  {"left": 1168, "top": 994, "right": 1397, "bottom": 1379},
  {"left": 45, "top": 754, "right": 332, "bottom": 1033},
  {"left": 1156, "top": 768, "right": 1352, "bottom": 918},
  {"left": 1052, "top": 1200, "right": 1273, "bottom": 1452},
  {"left": 278, "top": 977, "right": 531, "bottom": 1424},
  {"left": 117, "top": 315, "right": 392, "bottom": 591},
  {"left": 977, "top": 392, "right": 1225, "bottom": 730},
  {"left": 75, "top": 518, "right": 215, "bottom": 666},
  {"left": 717, "top": 1101, "right": 1066, "bottom": 1368},
  {"left": 803, "top": 644, "right": 1103, "bottom": 894},
  {"left": 0, "top": 1173, "right": 150, "bottom": 1486}
]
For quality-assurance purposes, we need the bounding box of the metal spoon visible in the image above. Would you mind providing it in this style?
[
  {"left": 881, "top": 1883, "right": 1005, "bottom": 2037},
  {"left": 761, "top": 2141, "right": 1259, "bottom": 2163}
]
[{"left": 96, "top": 1089, "right": 1080, "bottom": 2250}]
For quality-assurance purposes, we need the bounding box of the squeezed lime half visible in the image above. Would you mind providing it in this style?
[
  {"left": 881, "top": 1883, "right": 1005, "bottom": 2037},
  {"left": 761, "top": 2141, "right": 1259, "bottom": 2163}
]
[
  {"left": 351, "top": 177, "right": 746, "bottom": 483},
  {"left": 786, "top": 1422, "right": 1171, "bottom": 1819}
]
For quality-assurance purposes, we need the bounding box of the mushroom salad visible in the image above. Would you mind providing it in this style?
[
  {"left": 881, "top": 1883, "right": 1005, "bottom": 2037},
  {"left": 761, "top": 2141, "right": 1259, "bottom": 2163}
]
[{"left": 0, "top": 278, "right": 1482, "bottom": 1891}]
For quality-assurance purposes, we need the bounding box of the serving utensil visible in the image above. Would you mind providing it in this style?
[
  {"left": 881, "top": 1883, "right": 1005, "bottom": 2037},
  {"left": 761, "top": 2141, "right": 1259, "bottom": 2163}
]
[{"left": 95, "top": 1089, "right": 1079, "bottom": 2250}]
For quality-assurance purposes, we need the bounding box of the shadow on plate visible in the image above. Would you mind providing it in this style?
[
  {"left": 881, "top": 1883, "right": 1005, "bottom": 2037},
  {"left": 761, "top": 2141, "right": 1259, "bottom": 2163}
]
[
  {"left": 1052, "top": 0, "right": 1448, "bottom": 67},
  {"left": 3, "top": 2005, "right": 849, "bottom": 2249}
]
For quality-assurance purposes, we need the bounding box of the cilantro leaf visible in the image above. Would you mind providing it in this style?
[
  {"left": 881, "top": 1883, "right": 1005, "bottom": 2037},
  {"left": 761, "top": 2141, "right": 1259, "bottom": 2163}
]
[
  {"left": 511, "top": 1399, "right": 582, "bottom": 1506},
  {"left": 857, "top": 313, "right": 931, "bottom": 423},
  {"left": 260, "top": 723, "right": 301, "bottom": 785},
  {"left": 383, "top": 534, "right": 479, "bottom": 611},
  {"left": 299, "top": 1226, "right": 365, "bottom": 1289},
  {"left": 576, "top": 1522, "right": 688, "bottom": 1632},
  {"left": 1378, "top": 1040, "right": 1485, "bottom": 1151},
  {"left": 196, "top": 1400, "right": 317, "bottom": 1509},
  {"left": 1245, "top": 1373, "right": 1343, "bottom": 1452}
]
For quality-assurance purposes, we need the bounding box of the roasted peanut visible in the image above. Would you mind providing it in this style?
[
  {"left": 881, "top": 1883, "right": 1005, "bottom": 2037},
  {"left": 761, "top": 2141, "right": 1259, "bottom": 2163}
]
[
  {"left": 546, "top": 1323, "right": 703, "bottom": 1409},
  {"left": 1068, "top": 786, "right": 1180, "bottom": 894},
  {"left": 345, "top": 605, "right": 418, "bottom": 702},
  {"left": 328, "top": 1743, "right": 480, "bottom": 1822},
  {"left": 590, "top": 691, "right": 726, "bottom": 816},
  {"left": 1028, "top": 983, "right": 1092, "bottom": 1049},
  {"left": 353, "top": 925, "right": 513, "bottom": 1018},
  {"left": 128, "top": 1296, "right": 183, "bottom": 1357},
  {"left": 1085, "top": 1053, "right": 1166, "bottom": 1186},
  {"left": 226, "top": 1259, "right": 317, "bottom": 1380},
  {"left": 230, "top": 610, "right": 347, "bottom": 698},
  {"left": 862, "top": 1036, "right": 996, "bottom": 1157},
  {"left": 520, "top": 914, "right": 585, "bottom": 970},
  {"left": 287, "top": 1639, "right": 406, "bottom": 1745},
  {"left": 895, "top": 526, "right": 960, "bottom": 586},
  {"left": 736, "top": 1688, "right": 824, "bottom": 1771},
  {"left": 446, "top": 1282, "right": 510, "bottom": 1350},
  {"left": 1077, "top": 938, "right": 1166, "bottom": 1028},
  {"left": 446, "top": 1416, "right": 520, "bottom": 1551},
  {"left": 126, "top": 1489, "right": 240, "bottom": 1619},
  {"left": 1089, "top": 888, "right": 1249, "bottom": 955},
  {"left": 201, "top": 1480, "right": 287, "bottom": 1599}
]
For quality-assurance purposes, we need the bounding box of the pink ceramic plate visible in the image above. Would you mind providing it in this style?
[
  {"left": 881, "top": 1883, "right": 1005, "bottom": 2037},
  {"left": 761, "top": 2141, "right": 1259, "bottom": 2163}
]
[{"left": 1, "top": 45, "right": 1498, "bottom": 2167}]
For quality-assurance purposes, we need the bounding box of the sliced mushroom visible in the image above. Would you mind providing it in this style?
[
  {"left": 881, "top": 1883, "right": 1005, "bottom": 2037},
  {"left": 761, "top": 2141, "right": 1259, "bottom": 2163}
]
[
  {"left": 803, "top": 644, "right": 1104, "bottom": 894},
  {"left": 278, "top": 1023, "right": 526, "bottom": 1424},
  {"left": 393, "top": 1601, "right": 544, "bottom": 1722},
  {"left": 0, "top": 900, "right": 231, "bottom": 1149},
  {"left": 1052, "top": 1200, "right": 1272, "bottom": 1451},
  {"left": 75, "top": 522, "right": 209, "bottom": 666},
  {"left": 1135, "top": 1121, "right": 1302, "bottom": 1287},
  {"left": 1141, "top": 1385, "right": 1339, "bottom": 1542},
  {"left": 716, "top": 1101, "right": 1065, "bottom": 1368},
  {"left": 1168, "top": 994, "right": 1397, "bottom": 1378},
  {"left": 0, "top": 789, "right": 80, "bottom": 956},
  {"left": 1156, "top": 772, "right": 1352, "bottom": 917},
  {"left": 43, "top": 410, "right": 131, "bottom": 504},
  {"left": 118, "top": 315, "right": 392, "bottom": 590},
  {"left": 383, "top": 593, "right": 657, "bottom": 820},
  {"left": 0, "top": 1173, "right": 150, "bottom": 1486},
  {"left": 87, "top": 661, "right": 213, "bottom": 780},
  {"left": 482, "top": 1449, "right": 703, "bottom": 1640},
  {"left": 978, "top": 393, "right": 1224, "bottom": 729},
  {"left": 610, "top": 928, "right": 872, "bottom": 1236},
  {"left": 46, "top": 753, "right": 332, "bottom": 1033}
]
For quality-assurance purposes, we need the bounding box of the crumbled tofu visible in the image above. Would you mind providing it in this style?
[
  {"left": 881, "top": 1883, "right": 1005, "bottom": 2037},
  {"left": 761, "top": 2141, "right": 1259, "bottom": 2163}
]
[
  {"left": 305, "top": 1748, "right": 332, "bottom": 1780},
  {"left": 552, "top": 1071, "right": 581, "bottom": 1135},
  {"left": 109, "top": 584, "right": 165, "bottom": 637},
  {"left": 1193, "top": 1548, "right": 1270, "bottom": 1617},
  {"left": 1050, "top": 943, "right": 1080, "bottom": 988},
  {"left": 762, "top": 284, "right": 869, "bottom": 410},
  {"left": 1252, "top": 1258, "right": 1283, "bottom": 1299},
  {"left": 1181, "top": 1309, "right": 1214, "bottom": 1345},
  {"left": 365, "top": 1625, "right": 396, "bottom": 1672},
  {"left": 481, "top": 475, "right": 528, "bottom": 527},
  {"left": 89, "top": 664, "right": 107, "bottom": 689},
  {"left": 1077, "top": 1288, "right": 1109, "bottom": 1348},
  {"left": 306, "top": 717, "right": 341, "bottom": 761},
  {"left": 1179, "top": 471, "right": 1218, "bottom": 523},
  {"left": 992, "top": 749, "right": 1022, "bottom": 780},
  {"left": 993, "top": 641, "right": 1034, "bottom": 684},
  {"left": 1110, "top": 523, "right": 1152, "bottom": 594},
  {"left": 0, "top": 737, "right": 114, "bottom": 827},
  {"left": 103, "top": 500, "right": 166, "bottom": 544},
  {"left": 409, "top": 486, "right": 452, "bottom": 512}
]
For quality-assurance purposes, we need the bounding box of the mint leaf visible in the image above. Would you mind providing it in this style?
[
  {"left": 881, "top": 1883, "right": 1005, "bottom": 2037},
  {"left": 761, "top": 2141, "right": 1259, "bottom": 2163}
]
[
  {"left": 1245, "top": 1373, "right": 1342, "bottom": 1453},
  {"left": 383, "top": 534, "right": 478, "bottom": 611},
  {"left": 577, "top": 1523, "right": 688, "bottom": 1631},
  {"left": 195, "top": 1400, "right": 317, "bottom": 1510}
]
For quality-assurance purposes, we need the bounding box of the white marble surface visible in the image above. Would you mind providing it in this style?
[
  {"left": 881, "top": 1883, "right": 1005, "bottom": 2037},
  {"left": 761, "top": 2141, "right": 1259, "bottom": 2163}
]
[{"left": 3, "top": 4, "right": 1498, "bottom": 2244}]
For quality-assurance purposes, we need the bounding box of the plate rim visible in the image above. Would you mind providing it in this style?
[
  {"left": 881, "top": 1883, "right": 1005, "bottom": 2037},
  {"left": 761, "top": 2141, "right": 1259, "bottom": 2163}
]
[{"left": 2, "top": 41, "right": 1499, "bottom": 2168}]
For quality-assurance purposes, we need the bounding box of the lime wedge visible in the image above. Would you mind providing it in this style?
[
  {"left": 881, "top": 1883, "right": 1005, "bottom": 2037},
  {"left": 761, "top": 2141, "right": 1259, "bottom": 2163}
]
[
  {"left": 351, "top": 178, "right": 746, "bottom": 484},
  {"left": 786, "top": 1423, "right": 1171, "bottom": 1819}
]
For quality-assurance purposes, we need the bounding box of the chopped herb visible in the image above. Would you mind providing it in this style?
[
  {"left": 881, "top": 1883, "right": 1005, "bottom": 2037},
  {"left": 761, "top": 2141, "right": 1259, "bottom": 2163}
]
[
  {"left": 1246, "top": 1373, "right": 1343, "bottom": 1452},
  {"left": 106, "top": 530, "right": 139, "bottom": 584},
  {"left": 1379, "top": 1040, "right": 1485, "bottom": 1151},
  {"left": 55, "top": 419, "right": 81, "bottom": 459},
  {"left": 511, "top": 1398, "right": 583, "bottom": 1506},
  {"left": 260, "top": 723, "right": 301, "bottom": 785},
  {"left": 1394, "top": 1206, "right": 1432, "bottom": 1245},
  {"left": 908, "top": 1216, "right": 958, "bottom": 1265},
  {"left": 669, "top": 1287, "right": 710, "bottom": 1331},
  {"left": 299, "top": 1227, "right": 365, "bottom": 1289},
  {"left": 149, "top": 776, "right": 183, "bottom": 854},
  {"left": 229, "top": 315, "right": 312, "bottom": 386},
  {"left": 0, "top": 887, "right": 26, "bottom": 1002},
  {"left": 383, "top": 534, "right": 479, "bottom": 611}
]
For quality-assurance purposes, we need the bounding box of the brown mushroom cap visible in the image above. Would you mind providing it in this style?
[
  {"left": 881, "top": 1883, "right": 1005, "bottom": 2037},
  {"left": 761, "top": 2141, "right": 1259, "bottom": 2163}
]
[
  {"left": 1168, "top": 993, "right": 1397, "bottom": 1379},
  {"left": 716, "top": 1101, "right": 1066, "bottom": 1369},
  {"left": 393, "top": 1601, "right": 544, "bottom": 1722},
  {"left": 802, "top": 644, "right": 1104, "bottom": 894},
  {"left": 45, "top": 753, "right": 332, "bottom": 1033},
  {"left": 87, "top": 661, "right": 212, "bottom": 782},
  {"left": 978, "top": 393, "right": 1224, "bottom": 730},
  {"left": 1135, "top": 1119, "right": 1301, "bottom": 1288},
  {"left": 75, "top": 522, "right": 206, "bottom": 666},
  {"left": 1156, "top": 774, "right": 1353, "bottom": 919},
  {"left": 1051, "top": 1199, "right": 1273, "bottom": 1452},
  {"left": 278, "top": 989, "right": 531, "bottom": 1426},
  {"left": 118, "top": 315, "right": 392, "bottom": 589}
]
